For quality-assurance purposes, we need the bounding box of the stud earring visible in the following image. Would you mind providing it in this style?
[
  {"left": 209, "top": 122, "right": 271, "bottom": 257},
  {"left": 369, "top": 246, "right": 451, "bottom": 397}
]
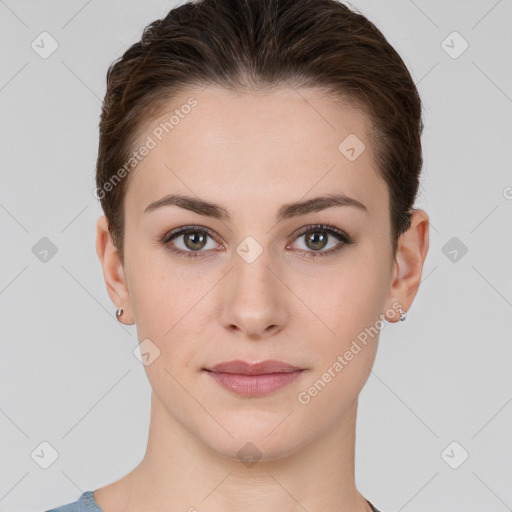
[
  {"left": 398, "top": 308, "right": 407, "bottom": 322},
  {"left": 115, "top": 308, "right": 124, "bottom": 321}
]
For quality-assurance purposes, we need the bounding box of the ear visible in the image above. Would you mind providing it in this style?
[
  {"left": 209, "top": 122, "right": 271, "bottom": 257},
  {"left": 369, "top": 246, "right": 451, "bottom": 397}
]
[
  {"left": 96, "top": 215, "right": 135, "bottom": 325},
  {"left": 385, "top": 209, "right": 430, "bottom": 323}
]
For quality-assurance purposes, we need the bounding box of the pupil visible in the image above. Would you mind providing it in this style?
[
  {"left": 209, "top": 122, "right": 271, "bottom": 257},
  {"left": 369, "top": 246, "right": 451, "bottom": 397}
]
[
  {"left": 186, "top": 232, "right": 206, "bottom": 250},
  {"left": 307, "top": 232, "right": 327, "bottom": 250}
]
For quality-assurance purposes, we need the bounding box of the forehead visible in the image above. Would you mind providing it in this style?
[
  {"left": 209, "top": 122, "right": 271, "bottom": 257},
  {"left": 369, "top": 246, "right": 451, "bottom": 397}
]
[{"left": 125, "top": 85, "right": 388, "bottom": 222}]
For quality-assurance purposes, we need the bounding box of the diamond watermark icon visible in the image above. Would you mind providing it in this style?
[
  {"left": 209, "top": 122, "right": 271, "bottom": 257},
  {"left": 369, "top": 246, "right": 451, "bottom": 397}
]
[
  {"left": 31, "top": 31, "right": 59, "bottom": 59},
  {"left": 237, "top": 442, "right": 263, "bottom": 468},
  {"left": 338, "top": 134, "right": 366, "bottom": 161},
  {"left": 236, "top": 236, "right": 263, "bottom": 264},
  {"left": 32, "top": 237, "right": 58, "bottom": 263},
  {"left": 442, "top": 236, "right": 468, "bottom": 263},
  {"left": 441, "top": 441, "right": 469, "bottom": 469},
  {"left": 134, "top": 338, "right": 161, "bottom": 366},
  {"left": 441, "top": 31, "right": 469, "bottom": 59},
  {"left": 31, "top": 441, "right": 59, "bottom": 469}
]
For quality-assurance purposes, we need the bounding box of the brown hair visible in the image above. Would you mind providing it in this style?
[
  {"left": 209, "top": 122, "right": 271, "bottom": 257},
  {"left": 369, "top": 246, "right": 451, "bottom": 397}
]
[{"left": 95, "top": 0, "right": 423, "bottom": 264}]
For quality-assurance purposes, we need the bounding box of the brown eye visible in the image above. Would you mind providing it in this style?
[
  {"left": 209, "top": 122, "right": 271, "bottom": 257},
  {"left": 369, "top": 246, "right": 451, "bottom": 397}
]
[
  {"left": 289, "top": 224, "right": 354, "bottom": 259},
  {"left": 182, "top": 231, "right": 208, "bottom": 251},
  {"left": 304, "top": 231, "right": 329, "bottom": 251},
  {"left": 161, "top": 224, "right": 353, "bottom": 260},
  {"left": 162, "top": 226, "right": 220, "bottom": 259}
]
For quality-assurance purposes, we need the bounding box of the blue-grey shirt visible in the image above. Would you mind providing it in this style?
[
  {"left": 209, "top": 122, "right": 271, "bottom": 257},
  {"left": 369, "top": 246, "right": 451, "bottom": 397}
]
[
  {"left": 45, "top": 491, "right": 100, "bottom": 511},
  {"left": 45, "top": 490, "right": 382, "bottom": 511}
]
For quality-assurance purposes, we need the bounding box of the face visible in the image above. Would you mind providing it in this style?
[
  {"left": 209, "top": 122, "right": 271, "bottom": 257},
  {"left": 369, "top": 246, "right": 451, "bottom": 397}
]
[{"left": 100, "top": 85, "right": 410, "bottom": 461}]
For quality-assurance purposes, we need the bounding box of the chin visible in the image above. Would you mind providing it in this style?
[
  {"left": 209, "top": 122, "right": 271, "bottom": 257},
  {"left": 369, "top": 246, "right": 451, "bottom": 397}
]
[
  {"left": 195, "top": 410, "right": 312, "bottom": 464},
  {"left": 209, "top": 434, "right": 306, "bottom": 466}
]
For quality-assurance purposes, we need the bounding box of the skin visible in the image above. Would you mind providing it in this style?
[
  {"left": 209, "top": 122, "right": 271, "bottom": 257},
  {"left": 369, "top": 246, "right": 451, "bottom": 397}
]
[{"left": 95, "top": 85, "right": 429, "bottom": 512}]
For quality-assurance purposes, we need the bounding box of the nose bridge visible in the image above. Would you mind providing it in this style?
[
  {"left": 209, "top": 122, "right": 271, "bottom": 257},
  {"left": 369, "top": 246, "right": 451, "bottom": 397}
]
[
  {"left": 221, "top": 240, "right": 286, "bottom": 337},
  {"left": 233, "top": 245, "right": 273, "bottom": 298}
]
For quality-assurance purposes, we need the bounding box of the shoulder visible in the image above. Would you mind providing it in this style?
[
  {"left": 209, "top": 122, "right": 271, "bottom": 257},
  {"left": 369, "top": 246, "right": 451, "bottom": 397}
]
[
  {"left": 367, "top": 499, "right": 383, "bottom": 512},
  {"left": 44, "top": 491, "right": 102, "bottom": 512}
]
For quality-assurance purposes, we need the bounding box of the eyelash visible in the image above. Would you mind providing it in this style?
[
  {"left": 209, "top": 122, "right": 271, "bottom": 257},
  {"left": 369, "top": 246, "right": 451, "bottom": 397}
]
[{"left": 160, "top": 223, "right": 354, "bottom": 260}]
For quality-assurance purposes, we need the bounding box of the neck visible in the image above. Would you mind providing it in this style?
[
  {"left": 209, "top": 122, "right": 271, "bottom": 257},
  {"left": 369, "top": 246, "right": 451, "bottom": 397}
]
[{"left": 96, "top": 391, "right": 371, "bottom": 512}]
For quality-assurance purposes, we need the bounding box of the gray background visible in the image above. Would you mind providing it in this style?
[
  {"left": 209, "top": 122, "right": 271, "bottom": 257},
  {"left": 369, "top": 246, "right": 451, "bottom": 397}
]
[{"left": 1, "top": 1, "right": 511, "bottom": 511}]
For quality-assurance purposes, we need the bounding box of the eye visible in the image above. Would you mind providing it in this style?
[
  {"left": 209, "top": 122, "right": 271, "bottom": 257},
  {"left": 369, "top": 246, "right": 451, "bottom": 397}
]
[
  {"left": 161, "top": 226, "right": 222, "bottom": 259},
  {"left": 160, "top": 223, "right": 354, "bottom": 259},
  {"left": 288, "top": 224, "right": 354, "bottom": 259}
]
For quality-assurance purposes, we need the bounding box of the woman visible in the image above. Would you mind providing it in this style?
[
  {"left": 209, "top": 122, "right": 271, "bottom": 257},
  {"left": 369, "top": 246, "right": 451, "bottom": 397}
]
[{"left": 46, "top": 0, "right": 429, "bottom": 510}]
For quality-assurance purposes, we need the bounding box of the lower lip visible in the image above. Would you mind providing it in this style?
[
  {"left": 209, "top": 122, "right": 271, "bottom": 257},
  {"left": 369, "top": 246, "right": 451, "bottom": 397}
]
[{"left": 206, "top": 370, "right": 304, "bottom": 396}]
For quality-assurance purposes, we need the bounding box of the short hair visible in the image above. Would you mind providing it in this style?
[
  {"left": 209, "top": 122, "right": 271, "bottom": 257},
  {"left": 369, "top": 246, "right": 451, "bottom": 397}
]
[{"left": 95, "top": 0, "right": 423, "bottom": 263}]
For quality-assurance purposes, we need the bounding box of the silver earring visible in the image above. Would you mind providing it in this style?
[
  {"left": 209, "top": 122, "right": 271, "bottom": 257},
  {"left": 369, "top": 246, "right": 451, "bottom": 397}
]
[
  {"left": 398, "top": 308, "right": 407, "bottom": 322},
  {"left": 115, "top": 308, "right": 124, "bottom": 321}
]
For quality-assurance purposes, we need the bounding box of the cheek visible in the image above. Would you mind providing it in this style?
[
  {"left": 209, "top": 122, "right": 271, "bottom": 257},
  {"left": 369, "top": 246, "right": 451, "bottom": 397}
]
[
  {"left": 297, "top": 275, "right": 383, "bottom": 414},
  {"left": 127, "top": 247, "right": 191, "bottom": 330},
  {"left": 292, "top": 247, "right": 391, "bottom": 342},
  {"left": 295, "top": 344, "right": 376, "bottom": 431},
  {"left": 126, "top": 254, "right": 213, "bottom": 376}
]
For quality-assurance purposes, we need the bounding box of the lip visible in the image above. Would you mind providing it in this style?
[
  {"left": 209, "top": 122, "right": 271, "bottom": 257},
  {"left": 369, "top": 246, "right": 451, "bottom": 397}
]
[
  {"left": 206, "top": 359, "right": 303, "bottom": 375},
  {"left": 204, "top": 359, "right": 305, "bottom": 397}
]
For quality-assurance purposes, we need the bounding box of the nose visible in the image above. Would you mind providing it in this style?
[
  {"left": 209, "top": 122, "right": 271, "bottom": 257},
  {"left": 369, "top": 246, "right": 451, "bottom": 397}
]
[{"left": 219, "top": 247, "right": 288, "bottom": 340}]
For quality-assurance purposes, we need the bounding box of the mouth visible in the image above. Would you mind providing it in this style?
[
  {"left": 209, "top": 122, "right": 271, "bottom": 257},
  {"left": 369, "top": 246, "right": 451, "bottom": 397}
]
[{"left": 203, "top": 359, "right": 306, "bottom": 396}]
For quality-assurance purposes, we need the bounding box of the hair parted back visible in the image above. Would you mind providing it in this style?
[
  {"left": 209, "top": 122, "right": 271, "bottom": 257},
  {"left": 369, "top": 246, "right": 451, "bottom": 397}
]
[{"left": 96, "top": 0, "right": 423, "bottom": 264}]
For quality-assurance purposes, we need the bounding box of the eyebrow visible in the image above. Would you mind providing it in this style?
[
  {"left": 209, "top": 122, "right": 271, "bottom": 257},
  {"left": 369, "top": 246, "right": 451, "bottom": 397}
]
[{"left": 144, "top": 192, "right": 368, "bottom": 222}]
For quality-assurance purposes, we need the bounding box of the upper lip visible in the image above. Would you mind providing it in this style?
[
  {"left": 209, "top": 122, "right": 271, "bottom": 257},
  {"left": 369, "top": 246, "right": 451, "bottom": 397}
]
[{"left": 206, "top": 359, "right": 303, "bottom": 375}]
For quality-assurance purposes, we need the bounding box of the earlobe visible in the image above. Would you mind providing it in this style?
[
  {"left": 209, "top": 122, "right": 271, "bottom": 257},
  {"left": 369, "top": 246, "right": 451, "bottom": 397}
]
[
  {"left": 96, "top": 215, "right": 135, "bottom": 324},
  {"left": 386, "top": 209, "right": 430, "bottom": 322}
]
